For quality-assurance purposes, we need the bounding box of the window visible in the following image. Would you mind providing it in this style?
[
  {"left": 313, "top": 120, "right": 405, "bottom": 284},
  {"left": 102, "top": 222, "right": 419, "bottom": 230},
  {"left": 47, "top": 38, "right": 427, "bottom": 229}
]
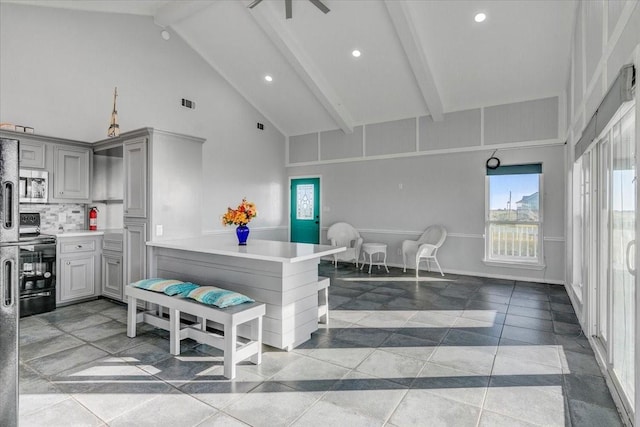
[{"left": 485, "top": 163, "right": 544, "bottom": 267}]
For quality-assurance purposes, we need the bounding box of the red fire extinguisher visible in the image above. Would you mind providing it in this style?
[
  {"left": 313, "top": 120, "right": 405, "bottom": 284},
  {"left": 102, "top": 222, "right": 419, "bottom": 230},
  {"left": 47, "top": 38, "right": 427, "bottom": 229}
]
[{"left": 89, "top": 207, "right": 99, "bottom": 231}]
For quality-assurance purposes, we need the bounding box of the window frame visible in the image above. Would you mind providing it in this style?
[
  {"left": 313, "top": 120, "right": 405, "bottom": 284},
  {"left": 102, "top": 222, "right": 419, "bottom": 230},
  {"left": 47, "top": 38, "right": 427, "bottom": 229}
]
[{"left": 483, "top": 164, "right": 546, "bottom": 270}]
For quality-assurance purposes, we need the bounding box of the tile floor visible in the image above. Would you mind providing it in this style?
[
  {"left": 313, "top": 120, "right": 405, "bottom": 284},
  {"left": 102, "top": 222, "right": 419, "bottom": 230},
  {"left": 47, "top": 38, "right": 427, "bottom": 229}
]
[{"left": 18, "top": 261, "right": 624, "bottom": 426}]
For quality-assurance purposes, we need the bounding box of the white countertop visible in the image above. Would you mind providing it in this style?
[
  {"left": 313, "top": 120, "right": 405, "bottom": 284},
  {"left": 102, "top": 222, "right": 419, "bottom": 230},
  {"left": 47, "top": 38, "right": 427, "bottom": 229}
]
[
  {"left": 53, "top": 229, "right": 122, "bottom": 238},
  {"left": 147, "top": 235, "right": 345, "bottom": 264}
]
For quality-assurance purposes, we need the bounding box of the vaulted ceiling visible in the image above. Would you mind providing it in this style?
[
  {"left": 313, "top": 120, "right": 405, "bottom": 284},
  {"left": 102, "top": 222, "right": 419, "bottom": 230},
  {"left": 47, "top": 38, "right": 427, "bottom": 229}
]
[{"left": 5, "top": 0, "right": 577, "bottom": 137}]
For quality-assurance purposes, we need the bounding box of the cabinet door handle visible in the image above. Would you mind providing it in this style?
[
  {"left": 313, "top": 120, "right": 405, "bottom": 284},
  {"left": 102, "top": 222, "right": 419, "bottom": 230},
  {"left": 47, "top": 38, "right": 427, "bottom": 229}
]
[
  {"left": 66, "top": 261, "right": 71, "bottom": 265},
  {"left": 76, "top": 245, "right": 83, "bottom": 249}
]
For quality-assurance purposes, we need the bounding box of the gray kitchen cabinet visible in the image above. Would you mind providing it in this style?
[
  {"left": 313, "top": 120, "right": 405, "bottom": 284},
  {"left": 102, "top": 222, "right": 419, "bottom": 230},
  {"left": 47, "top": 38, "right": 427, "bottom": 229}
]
[
  {"left": 123, "top": 220, "right": 147, "bottom": 286},
  {"left": 123, "top": 137, "right": 147, "bottom": 218},
  {"left": 101, "top": 233, "right": 123, "bottom": 301},
  {"left": 52, "top": 145, "right": 91, "bottom": 202},
  {"left": 102, "top": 252, "right": 123, "bottom": 301},
  {"left": 19, "top": 140, "right": 46, "bottom": 168},
  {"left": 57, "top": 236, "right": 102, "bottom": 304}
]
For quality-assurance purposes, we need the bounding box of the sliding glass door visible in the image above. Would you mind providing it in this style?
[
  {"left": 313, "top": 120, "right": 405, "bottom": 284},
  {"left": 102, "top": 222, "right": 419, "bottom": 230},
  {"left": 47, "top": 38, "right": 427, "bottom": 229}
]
[
  {"left": 610, "top": 107, "right": 635, "bottom": 406},
  {"left": 592, "top": 104, "right": 636, "bottom": 415}
]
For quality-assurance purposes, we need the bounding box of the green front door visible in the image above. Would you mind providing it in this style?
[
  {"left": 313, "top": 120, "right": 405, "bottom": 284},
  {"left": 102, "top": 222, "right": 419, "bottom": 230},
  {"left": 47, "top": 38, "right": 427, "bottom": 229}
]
[{"left": 290, "top": 177, "right": 320, "bottom": 244}]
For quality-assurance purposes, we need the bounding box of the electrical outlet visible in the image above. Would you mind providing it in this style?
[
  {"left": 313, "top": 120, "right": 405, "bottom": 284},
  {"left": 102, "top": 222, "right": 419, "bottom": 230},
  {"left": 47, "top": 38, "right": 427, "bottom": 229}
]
[
  {"left": 156, "top": 224, "right": 163, "bottom": 236},
  {"left": 397, "top": 248, "right": 401, "bottom": 256},
  {"left": 58, "top": 212, "right": 67, "bottom": 223}
]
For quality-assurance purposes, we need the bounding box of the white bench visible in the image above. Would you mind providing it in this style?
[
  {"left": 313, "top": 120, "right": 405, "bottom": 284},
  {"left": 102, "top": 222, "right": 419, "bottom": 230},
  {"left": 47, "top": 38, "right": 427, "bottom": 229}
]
[
  {"left": 125, "top": 285, "right": 265, "bottom": 379},
  {"left": 318, "top": 276, "right": 330, "bottom": 327}
]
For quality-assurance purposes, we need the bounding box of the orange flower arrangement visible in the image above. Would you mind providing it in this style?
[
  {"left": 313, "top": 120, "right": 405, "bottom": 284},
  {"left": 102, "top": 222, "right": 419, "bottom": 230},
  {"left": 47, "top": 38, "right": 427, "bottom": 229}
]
[{"left": 221, "top": 198, "right": 257, "bottom": 226}]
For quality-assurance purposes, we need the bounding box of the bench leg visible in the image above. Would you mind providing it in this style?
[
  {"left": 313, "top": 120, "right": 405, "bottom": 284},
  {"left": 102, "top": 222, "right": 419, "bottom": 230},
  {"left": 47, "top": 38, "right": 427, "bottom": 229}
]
[
  {"left": 250, "top": 316, "right": 263, "bottom": 365},
  {"left": 127, "top": 296, "right": 137, "bottom": 338},
  {"left": 323, "top": 288, "right": 330, "bottom": 327},
  {"left": 169, "top": 308, "right": 180, "bottom": 356},
  {"left": 224, "top": 322, "right": 237, "bottom": 379}
]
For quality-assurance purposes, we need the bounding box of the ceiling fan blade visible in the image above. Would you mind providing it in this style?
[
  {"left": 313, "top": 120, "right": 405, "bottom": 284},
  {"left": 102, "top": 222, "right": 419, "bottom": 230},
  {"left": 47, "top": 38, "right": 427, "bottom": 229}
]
[
  {"left": 285, "top": 0, "right": 292, "bottom": 19},
  {"left": 247, "top": 0, "right": 263, "bottom": 9},
  {"left": 309, "top": 0, "right": 330, "bottom": 14}
]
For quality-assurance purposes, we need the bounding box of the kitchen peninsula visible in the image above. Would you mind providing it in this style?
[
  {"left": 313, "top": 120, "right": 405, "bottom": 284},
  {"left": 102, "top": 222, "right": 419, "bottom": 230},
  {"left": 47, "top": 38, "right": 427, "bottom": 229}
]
[{"left": 146, "top": 236, "right": 345, "bottom": 350}]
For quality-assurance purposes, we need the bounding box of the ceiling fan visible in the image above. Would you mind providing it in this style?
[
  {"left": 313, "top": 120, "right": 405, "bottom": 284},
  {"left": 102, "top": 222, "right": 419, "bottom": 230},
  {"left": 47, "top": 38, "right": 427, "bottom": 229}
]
[{"left": 248, "top": 0, "right": 330, "bottom": 20}]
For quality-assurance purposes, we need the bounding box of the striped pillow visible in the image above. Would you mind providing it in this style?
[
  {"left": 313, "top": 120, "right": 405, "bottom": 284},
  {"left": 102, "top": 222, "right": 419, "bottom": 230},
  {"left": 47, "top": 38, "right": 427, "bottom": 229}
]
[
  {"left": 131, "top": 278, "right": 199, "bottom": 296},
  {"left": 186, "top": 286, "right": 254, "bottom": 308}
]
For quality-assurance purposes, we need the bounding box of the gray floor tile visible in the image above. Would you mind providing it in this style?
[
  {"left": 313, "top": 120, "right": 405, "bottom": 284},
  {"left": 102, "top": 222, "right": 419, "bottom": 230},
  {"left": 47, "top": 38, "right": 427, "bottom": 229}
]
[
  {"left": 19, "top": 377, "right": 70, "bottom": 417},
  {"left": 354, "top": 310, "right": 415, "bottom": 328},
  {"left": 141, "top": 349, "right": 223, "bottom": 387},
  {"left": 333, "top": 326, "right": 393, "bottom": 347},
  {"left": 395, "top": 320, "right": 449, "bottom": 343},
  {"left": 70, "top": 320, "right": 127, "bottom": 342},
  {"left": 27, "top": 344, "right": 109, "bottom": 377},
  {"left": 441, "top": 329, "right": 499, "bottom": 347},
  {"left": 564, "top": 374, "right": 618, "bottom": 409},
  {"left": 506, "top": 305, "right": 552, "bottom": 320},
  {"left": 381, "top": 332, "right": 437, "bottom": 361},
  {"left": 224, "top": 382, "right": 322, "bottom": 427},
  {"left": 496, "top": 344, "right": 561, "bottom": 368},
  {"left": 19, "top": 323, "right": 64, "bottom": 346},
  {"left": 20, "top": 333, "right": 84, "bottom": 362},
  {"left": 491, "top": 354, "right": 563, "bottom": 389},
  {"left": 390, "top": 389, "right": 481, "bottom": 427},
  {"left": 504, "top": 313, "right": 553, "bottom": 332},
  {"left": 429, "top": 345, "right": 496, "bottom": 375},
  {"left": 307, "top": 345, "right": 375, "bottom": 369},
  {"left": 568, "top": 399, "right": 624, "bottom": 427},
  {"left": 197, "top": 412, "right": 251, "bottom": 427},
  {"left": 54, "top": 313, "right": 113, "bottom": 333},
  {"left": 109, "top": 392, "right": 217, "bottom": 427},
  {"left": 478, "top": 410, "right": 538, "bottom": 426},
  {"left": 408, "top": 310, "right": 458, "bottom": 327},
  {"left": 270, "top": 355, "right": 350, "bottom": 391},
  {"left": 291, "top": 399, "right": 385, "bottom": 427},
  {"left": 509, "top": 297, "right": 551, "bottom": 311},
  {"left": 561, "top": 349, "right": 603, "bottom": 376},
  {"left": 180, "top": 369, "right": 265, "bottom": 410},
  {"left": 484, "top": 385, "right": 566, "bottom": 426},
  {"left": 413, "top": 362, "right": 489, "bottom": 407},
  {"left": 501, "top": 325, "right": 556, "bottom": 345},
  {"left": 20, "top": 396, "right": 104, "bottom": 427},
  {"left": 321, "top": 370, "right": 407, "bottom": 421},
  {"left": 356, "top": 349, "right": 425, "bottom": 386}
]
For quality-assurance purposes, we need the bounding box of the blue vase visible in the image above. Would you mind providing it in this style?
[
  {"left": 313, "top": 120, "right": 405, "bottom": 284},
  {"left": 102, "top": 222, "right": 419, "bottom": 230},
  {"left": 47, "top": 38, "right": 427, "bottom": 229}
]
[{"left": 236, "top": 225, "right": 250, "bottom": 245}]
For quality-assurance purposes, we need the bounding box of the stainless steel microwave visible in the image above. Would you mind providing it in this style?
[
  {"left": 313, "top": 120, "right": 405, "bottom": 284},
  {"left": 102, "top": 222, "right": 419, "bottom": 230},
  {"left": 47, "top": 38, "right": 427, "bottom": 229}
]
[{"left": 19, "top": 169, "right": 48, "bottom": 203}]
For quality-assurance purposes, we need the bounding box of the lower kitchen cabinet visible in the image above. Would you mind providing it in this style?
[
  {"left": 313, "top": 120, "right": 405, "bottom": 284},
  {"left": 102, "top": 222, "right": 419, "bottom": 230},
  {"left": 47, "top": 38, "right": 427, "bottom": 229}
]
[
  {"left": 102, "top": 251, "right": 123, "bottom": 301},
  {"left": 57, "top": 236, "right": 102, "bottom": 305},
  {"left": 124, "top": 220, "right": 147, "bottom": 287}
]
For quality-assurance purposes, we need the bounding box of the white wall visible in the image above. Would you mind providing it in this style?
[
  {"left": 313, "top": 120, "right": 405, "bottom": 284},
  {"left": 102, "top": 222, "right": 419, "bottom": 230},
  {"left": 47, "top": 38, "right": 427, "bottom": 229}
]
[
  {"left": 288, "top": 143, "right": 566, "bottom": 283},
  {"left": 0, "top": 3, "right": 287, "bottom": 234}
]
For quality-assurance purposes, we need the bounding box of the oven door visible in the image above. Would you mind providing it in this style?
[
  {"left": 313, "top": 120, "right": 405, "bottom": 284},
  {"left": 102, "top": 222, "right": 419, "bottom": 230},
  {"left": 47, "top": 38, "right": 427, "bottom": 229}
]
[{"left": 19, "top": 241, "right": 56, "bottom": 317}]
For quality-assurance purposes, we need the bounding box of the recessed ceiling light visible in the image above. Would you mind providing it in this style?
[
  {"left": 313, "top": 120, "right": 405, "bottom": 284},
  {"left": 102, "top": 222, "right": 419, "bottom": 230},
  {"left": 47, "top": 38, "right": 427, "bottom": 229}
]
[
  {"left": 352, "top": 49, "right": 361, "bottom": 58},
  {"left": 474, "top": 12, "right": 486, "bottom": 23},
  {"left": 264, "top": 75, "right": 273, "bottom": 82}
]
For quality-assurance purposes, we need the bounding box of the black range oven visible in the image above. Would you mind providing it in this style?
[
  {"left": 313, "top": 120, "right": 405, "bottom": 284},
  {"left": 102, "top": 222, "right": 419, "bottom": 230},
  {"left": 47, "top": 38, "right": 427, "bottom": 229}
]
[{"left": 18, "top": 213, "right": 56, "bottom": 317}]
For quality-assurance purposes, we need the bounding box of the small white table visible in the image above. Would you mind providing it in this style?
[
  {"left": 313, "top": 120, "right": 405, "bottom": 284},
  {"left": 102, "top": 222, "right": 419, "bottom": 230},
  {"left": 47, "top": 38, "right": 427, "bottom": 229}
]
[{"left": 360, "top": 243, "right": 389, "bottom": 274}]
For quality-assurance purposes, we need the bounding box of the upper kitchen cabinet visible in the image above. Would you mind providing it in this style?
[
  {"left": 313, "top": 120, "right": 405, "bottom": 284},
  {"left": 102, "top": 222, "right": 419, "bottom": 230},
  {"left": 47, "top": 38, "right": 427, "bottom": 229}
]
[
  {"left": 19, "top": 140, "right": 46, "bottom": 169},
  {"left": 123, "top": 137, "right": 148, "bottom": 218},
  {"left": 92, "top": 143, "right": 124, "bottom": 202},
  {"left": 51, "top": 145, "right": 91, "bottom": 203}
]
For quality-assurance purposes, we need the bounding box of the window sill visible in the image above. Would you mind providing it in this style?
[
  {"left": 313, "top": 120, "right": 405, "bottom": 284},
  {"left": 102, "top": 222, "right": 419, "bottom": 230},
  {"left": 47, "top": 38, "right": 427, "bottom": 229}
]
[{"left": 482, "top": 259, "right": 546, "bottom": 270}]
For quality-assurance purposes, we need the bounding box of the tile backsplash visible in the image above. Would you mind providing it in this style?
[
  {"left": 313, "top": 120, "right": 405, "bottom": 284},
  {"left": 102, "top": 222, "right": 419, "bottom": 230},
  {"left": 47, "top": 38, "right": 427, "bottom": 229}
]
[{"left": 21, "top": 204, "right": 86, "bottom": 233}]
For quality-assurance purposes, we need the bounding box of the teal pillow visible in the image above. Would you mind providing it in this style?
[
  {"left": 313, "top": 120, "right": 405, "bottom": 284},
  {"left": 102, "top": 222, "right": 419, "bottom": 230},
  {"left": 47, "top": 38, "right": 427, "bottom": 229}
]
[
  {"left": 186, "top": 285, "right": 254, "bottom": 308},
  {"left": 131, "top": 278, "right": 199, "bottom": 296}
]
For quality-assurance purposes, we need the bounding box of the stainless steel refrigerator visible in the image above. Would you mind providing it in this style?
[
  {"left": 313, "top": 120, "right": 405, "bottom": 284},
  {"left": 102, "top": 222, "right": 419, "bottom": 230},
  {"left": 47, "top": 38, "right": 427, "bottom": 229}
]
[{"left": 1, "top": 137, "right": 20, "bottom": 427}]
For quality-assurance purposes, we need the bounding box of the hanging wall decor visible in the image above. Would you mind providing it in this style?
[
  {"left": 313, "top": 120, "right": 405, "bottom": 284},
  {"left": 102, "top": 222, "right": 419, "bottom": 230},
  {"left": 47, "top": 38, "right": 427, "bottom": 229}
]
[{"left": 107, "top": 87, "right": 120, "bottom": 137}]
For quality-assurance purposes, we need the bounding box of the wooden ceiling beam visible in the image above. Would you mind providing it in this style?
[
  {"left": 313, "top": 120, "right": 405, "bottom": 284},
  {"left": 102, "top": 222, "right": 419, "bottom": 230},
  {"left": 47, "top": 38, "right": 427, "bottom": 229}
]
[
  {"left": 384, "top": 0, "right": 444, "bottom": 121},
  {"left": 246, "top": 0, "right": 355, "bottom": 134}
]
